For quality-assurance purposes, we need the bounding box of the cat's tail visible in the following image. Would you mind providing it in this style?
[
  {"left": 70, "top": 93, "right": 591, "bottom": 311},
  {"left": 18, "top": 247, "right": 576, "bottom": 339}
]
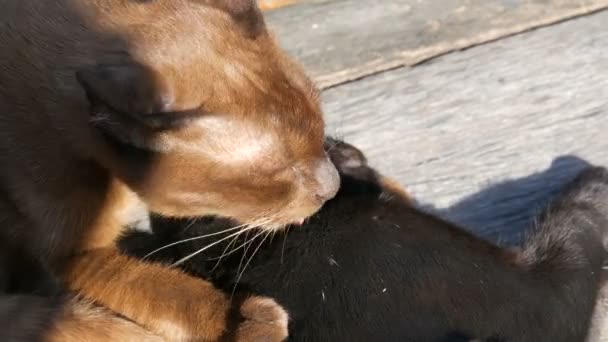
[
  {"left": 521, "top": 166, "right": 608, "bottom": 272},
  {"left": 518, "top": 166, "right": 608, "bottom": 340}
]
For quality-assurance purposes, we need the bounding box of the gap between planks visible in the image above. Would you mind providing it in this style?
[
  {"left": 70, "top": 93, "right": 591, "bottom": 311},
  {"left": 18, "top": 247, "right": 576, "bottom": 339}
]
[{"left": 315, "top": 4, "right": 608, "bottom": 91}]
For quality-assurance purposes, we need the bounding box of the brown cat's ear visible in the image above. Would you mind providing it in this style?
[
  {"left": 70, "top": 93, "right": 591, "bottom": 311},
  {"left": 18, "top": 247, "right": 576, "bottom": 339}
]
[
  {"left": 77, "top": 63, "right": 201, "bottom": 129},
  {"left": 77, "top": 63, "right": 170, "bottom": 118},
  {"left": 211, "top": 0, "right": 266, "bottom": 38},
  {"left": 77, "top": 63, "right": 202, "bottom": 149}
]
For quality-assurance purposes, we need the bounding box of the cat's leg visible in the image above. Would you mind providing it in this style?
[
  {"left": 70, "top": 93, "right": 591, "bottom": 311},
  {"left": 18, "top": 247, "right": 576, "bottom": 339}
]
[
  {"left": 46, "top": 297, "right": 163, "bottom": 342},
  {"left": 0, "top": 264, "right": 161, "bottom": 341},
  {"left": 56, "top": 181, "right": 288, "bottom": 341},
  {"left": 0, "top": 282, "right": 163, "bottom": 342},
  {"left": 63, "top": 247, "right": 288, "bottom": 341}
]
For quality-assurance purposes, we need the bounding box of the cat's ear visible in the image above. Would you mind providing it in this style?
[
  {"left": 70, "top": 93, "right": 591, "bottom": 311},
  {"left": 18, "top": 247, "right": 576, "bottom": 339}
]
[
  {"left": 325, "top": 138, "right": 369, "bottom": 172},
  {"left": 77, "top": 63, "right": 202, "bottom": 149},
  {"left": 77, "top": 63, "right": 170, "bottom": 119},
  {"left": 77, "top": 63, "right": 201, "bottom": 129},
  {"left": 211, "top": 0, "right": 266, "bottom": 38}
]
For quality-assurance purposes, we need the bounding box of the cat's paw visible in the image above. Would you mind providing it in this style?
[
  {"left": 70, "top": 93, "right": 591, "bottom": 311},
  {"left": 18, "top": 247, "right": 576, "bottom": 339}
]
[{"left": 235, "top": 296, "right": 288, "bottom": 342}]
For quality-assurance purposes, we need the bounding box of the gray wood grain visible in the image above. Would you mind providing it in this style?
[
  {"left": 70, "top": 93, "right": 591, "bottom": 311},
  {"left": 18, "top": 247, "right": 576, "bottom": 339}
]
[
  {"left": 265, "top": 0, "right": 608, "bottom": 89},
  {"left": 320, "top": 10, "right": 608, "bottom": 244}
]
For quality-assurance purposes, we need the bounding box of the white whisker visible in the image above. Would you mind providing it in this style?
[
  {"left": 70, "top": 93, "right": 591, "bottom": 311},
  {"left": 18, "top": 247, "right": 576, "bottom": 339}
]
[
  {"left": 232, "top": 229, "right": 262, "bottom": 295},
  {"left": 205, "top": 216, "right": 276, "bottom": 272},
  {"left": 208, "top": 225, "right": 262, "bottom": 272},
  {"left": 142, "top": 222, "right": 248, "bottom": 260},
  {"left": 208, "top": 229, "right": 263, "bottom": 263},
  {"left": 232, "top": 231, "right": 271, "bottom": 296},
  {"left": 181, "top": 218, "right": 197, "bottom": 233},
  {"left": 280, "top": 227, "right": 290, "bottom": 265},
  {"left": 209, "top": 232, "right": 241, "bottom": 263},
  {"left": 170, "top": 227, "right": 253, "bottom": 266}
]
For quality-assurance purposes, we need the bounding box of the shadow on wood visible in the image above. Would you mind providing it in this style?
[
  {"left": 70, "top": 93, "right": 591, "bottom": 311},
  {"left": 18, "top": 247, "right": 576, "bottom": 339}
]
[{"left": 424, "top": 155, "right": 593, "bottom": 245}]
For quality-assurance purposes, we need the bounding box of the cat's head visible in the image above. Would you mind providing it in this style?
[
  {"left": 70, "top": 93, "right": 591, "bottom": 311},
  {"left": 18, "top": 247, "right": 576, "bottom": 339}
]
[{"left": 78, "top": 0, "right": 339, "bottom": 229}]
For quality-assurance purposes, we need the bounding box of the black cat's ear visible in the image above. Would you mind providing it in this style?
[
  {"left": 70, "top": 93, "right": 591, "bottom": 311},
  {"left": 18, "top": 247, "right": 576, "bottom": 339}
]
[
  {"left": 212, "top": 0, "right": 266, "bottom": 38},
  {"left": 324, "top": 138, "right": 369, "bottom": 173}
]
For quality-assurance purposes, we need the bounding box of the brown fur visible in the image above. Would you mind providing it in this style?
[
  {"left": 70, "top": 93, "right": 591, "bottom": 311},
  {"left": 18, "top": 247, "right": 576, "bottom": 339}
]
[
  {"left": 233, "top": 298, "right": 289, "bottom": 342},
  {"left": 0, "top": 0, "right": 334, "bottom": 339},
  {"left": 46, "top": 298, "right": 163, "bottom": 342},
  {"left": 379, "top": 176, "right": 412, "bottom": 203},
  {"left": 64, "top": 248, "right": 228, "bottom": 341},
  {"left": 61, "top": 249, "right": 289, "bottom": 341}
]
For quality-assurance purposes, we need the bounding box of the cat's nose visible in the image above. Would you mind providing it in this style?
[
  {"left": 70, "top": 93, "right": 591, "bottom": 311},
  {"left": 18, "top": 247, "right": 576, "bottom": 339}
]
[{"left": 314, "top": 158, "right": 340, "bottom": 203}]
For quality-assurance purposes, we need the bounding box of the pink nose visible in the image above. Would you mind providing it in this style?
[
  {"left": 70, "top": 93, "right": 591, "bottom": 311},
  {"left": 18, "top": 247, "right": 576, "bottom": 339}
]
[{"left": 314, "top": 158, "right": 340, "bottom": 203}]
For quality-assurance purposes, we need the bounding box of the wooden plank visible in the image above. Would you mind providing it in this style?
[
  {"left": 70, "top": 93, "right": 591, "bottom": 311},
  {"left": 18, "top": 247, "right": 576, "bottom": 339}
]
[
  {"left": 264, "top": 0, "right": 608, "bottom": 89},
  {"left": 320, "top": 10, "right": 608, "bottom": 245}
]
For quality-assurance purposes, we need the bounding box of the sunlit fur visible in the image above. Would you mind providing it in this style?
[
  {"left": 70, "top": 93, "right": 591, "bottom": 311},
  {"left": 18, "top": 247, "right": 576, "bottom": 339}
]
[{"left": 0, "top": 0, "right": 336, "bottom": 340}]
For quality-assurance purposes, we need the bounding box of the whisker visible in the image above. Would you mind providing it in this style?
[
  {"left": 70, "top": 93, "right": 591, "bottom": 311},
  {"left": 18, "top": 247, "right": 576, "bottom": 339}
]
[
  {"left": 206, "top": 216, "right": 276, "bottom": 274},
  {"left": 270, "top": 228, "right": 278, "bottom": 243},
  {"left": 206, "top": 207, "right": 284, "bottom": 265},
  {"left": 232, "top": 230, "right": 271, "bottom": 296},
  {"left": 142, "top": 223, "right": 248, "bottom": 260},
  {"left": 280, "top": 226, "right": 290, "bottom": 265},
  {"left": 170, "top": 227, "right": 254, "bottom": 266},
  {"left": 208, "top": 230, "right": 261, "bottom": 263},
  {"left": 209, "top": 232, "right": 240, "bottom": 263},
  {"left": 181, "top": 217, "right": 198, "bottom": 233},
  {"left": 207, "top": 226, "right": 264, "bottom": 272},
  {"left": 232, "top": 229, "right": 263, "bottom": 295}
]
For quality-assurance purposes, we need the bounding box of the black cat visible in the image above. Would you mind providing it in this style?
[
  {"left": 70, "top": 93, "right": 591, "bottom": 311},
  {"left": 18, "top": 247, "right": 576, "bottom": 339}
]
[{"left": 121, "top": 140, "right": 608, "bottom": 342}]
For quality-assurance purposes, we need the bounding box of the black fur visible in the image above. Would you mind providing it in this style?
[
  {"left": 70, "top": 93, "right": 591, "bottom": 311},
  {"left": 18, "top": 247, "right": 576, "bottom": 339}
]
[{"left": 120, "top": 140, "right": 608, "bottom": 342}]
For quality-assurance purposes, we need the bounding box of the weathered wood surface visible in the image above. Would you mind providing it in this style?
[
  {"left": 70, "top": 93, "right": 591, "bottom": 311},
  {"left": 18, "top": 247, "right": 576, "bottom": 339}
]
[
  {"left": 317, "top": 10, "right": 608, "bottom": 244},
  {"left": 265, "top": 0, "right": 608, "bottom": 89}
]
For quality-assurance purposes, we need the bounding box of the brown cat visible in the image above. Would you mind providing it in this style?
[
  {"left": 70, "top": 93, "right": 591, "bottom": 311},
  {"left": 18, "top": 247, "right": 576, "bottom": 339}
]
[{"left": 0, "top": 0, "right": 338, "bottom": 340}]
